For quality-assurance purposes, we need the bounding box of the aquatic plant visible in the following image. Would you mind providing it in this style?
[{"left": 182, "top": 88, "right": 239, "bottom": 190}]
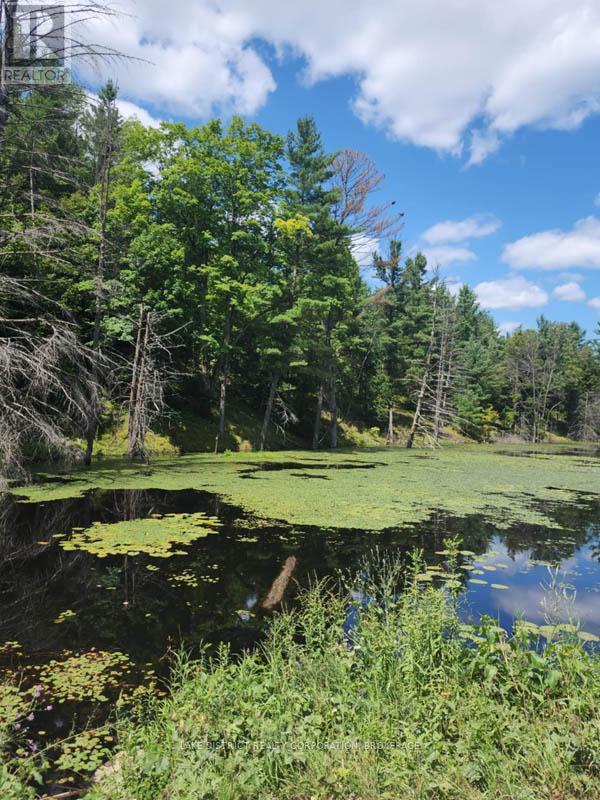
[
  {"left": 88, "top": 558, "right": 600, "bottom": 800},
  {"left": 59, "top": 512, "right": 222, "bottom": 557},
  {"left": 17, "top": 443, "right": 600, "bottom": 530}
]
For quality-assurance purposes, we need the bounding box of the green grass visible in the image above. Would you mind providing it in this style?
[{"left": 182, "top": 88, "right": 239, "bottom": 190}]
[
  {"left": 16, "top": 443, "right": 600, "bottom": 529},
  {"left": 85, "top": 552, "right": 600, "bottom": 800}
]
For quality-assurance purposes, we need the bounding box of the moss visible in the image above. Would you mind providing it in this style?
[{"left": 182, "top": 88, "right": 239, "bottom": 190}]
[{"left": 15, "top": 443, "right": 600, "bottom": 530}]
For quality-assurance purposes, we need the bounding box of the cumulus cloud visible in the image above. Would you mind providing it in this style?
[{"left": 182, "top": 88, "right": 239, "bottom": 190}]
[
  {"left": 503, "top": 217, "right": 600, "bottom": 270},
  {"left": 553, "top": 281, "right": 586, "bottom": 301},
  {"left": 77, "top": 1, "right": 600, "bottom": 162},
  {"left": 590, "top": 297, "right": 600, "bottom": 310},
  {"left": 419, "top": 246, "right": 477, "bottom": 268},
  {"left": 116, "top": 98, "right": 162, "bottom": 128},
  {"left": 475, "top": 276, "right": 548, "bottom": 309},
  {"left": 422, "top": 214, "right": 501, "bottom": 245}
]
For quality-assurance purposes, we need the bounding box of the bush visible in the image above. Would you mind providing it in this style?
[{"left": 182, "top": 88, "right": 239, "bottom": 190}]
[{"left": 90, "top": 553, "right": 600, "bottom": 800}]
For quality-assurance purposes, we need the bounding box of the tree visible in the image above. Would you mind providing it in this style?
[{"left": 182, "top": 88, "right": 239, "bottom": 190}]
[{"left": 82, "top": 80, "right": 122, "bottom": 463}]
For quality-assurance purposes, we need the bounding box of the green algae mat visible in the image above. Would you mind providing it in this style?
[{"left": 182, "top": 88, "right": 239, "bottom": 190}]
[{"left": 14, "top": 444, "right": 600, "bottom": 530}]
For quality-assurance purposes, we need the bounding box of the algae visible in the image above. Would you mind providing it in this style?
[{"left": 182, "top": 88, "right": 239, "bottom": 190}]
[
  {"left": 59, "top": 512, "right": 221, "bottom": 557},
  {"left": 13, "top": 443, "right": 600, "bottom": 531}
]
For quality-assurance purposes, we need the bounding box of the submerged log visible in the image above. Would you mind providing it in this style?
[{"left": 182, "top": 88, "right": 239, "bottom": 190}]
[{"left": 261, "top": 556, "right": 297, "bottom": 610}]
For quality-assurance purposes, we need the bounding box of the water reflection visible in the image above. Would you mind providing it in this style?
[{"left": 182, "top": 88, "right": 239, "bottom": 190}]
[{"left": 0, "top": 487, "right": 599, "bottom": 671}]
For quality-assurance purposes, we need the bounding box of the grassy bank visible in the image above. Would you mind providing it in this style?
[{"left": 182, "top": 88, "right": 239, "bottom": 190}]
[{"left": 81, "top": 553, "right": 600, "bottom": 800}]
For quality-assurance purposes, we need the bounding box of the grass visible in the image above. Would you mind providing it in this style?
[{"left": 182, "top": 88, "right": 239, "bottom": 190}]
[
  {"left": 83, "top": 550, "right": 600, "bottom": 800},
  {"left": 15, "top": 443, "right": 600, "bottom": 529}
]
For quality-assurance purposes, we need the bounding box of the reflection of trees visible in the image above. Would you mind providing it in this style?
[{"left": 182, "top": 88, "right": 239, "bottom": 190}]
[{"left": 1, "top": 486, "right": 599, "bottom": 670}]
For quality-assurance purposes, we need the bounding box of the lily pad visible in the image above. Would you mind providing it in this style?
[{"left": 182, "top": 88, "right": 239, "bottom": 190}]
[{"left": 60, "top": 512, "right": 221, "bottom": 558}]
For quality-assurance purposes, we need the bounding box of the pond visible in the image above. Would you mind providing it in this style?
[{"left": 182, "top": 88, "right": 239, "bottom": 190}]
[{"left": 1, "top": 444, "right": 599, "bottom": 786}]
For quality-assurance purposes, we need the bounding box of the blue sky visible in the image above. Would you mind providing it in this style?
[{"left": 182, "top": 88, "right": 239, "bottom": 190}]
[{"left": 83, "top": 1, "right": 600, "bottom": 337}]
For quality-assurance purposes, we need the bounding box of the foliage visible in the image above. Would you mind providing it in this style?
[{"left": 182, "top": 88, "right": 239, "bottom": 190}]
[
  {"left": 89, "top": 559, "right": 600, "bottom": 800},
  {"left": 1, "top": 78, "right": 599, "bottom": 483}
]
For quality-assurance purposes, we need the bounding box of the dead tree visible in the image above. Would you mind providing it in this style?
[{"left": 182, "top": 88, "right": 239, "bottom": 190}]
[
  {"left": 572, "top": 391, "right": 600, "bottom": 441},
  {"left": 0, "top": 276, "right": 99, "bottom": 485},
  {"left": 0, "top": 1, "right": 122, "bottom": 140},
  {"left": 259, "top": 372, "right": 279, "bottom": 451},
  {"left": 332, "top": 149, "right": 404, "bottom": 239},
  {"left": 126, "top": 306, "right": 169, "bottom": 462},
  {"left": 84, "top": 84, "right": 122, "bottom": 464},
  {"left": 406, "top": 289, "right": 438, "bottom": 449},
  {"left": 431, "top": 303, "right": 457, "bottom": 444}
]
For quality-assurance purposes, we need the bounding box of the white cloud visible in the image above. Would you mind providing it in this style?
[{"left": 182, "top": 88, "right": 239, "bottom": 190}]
[
  {"left": 445, "top": 277, "right": 463, "bottom": 296},
  {"left": 589, "top": 297, "right": 600, "bottom": 310},
  {"left": 422, "top": 214, "right": 500, "bottom": 245},
  {"left": 87, "top": 92, "right": 162, "bottom": 128},
  {"left": 350, "top": 233, "right": 379, "bottom": 268},
  {"left": 77, "top": 1, "right": 600, "bottom": 162},
  {"left": 503, "top": 217, "right": 600, "bottom": 270},
  {"left": 116, "top": 98, "right": 162, "bottom": 128},
  {"left": 467, "top": 129, "right": 502, "bottom": 166},
  {"left": 553, "top": 281, "right": 586, "bottom": 301},
  {"left": 498, "top": 321, "right": 523, "bottom": 335},
  {"left": 475, "top": 276, "right": 548, "bottom": 309},
  {"left": 420, "top": 246, "right": 477, "bottom": 268}
]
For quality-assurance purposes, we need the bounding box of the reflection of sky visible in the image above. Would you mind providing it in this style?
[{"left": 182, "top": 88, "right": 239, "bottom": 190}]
[{"left": 460, "top": 536, "right": 600, "bottom": 636}]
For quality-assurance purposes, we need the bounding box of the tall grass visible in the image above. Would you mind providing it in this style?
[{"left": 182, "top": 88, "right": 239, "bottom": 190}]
[{"left": 86, "top": 553, "right": 600, "bottom": 798}]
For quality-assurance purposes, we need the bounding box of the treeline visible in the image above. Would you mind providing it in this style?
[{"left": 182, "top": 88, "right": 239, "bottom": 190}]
[{"left": 1, "top": 82, "right": 599, "bottom": 479}]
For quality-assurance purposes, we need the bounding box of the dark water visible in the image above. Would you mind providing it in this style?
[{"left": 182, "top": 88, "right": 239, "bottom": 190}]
[
  {"left": 1, "top": 486, "right": 599, "bottom": 662},
  {"left": 1, "top": 482, "right": 599, "bottom": 777}
]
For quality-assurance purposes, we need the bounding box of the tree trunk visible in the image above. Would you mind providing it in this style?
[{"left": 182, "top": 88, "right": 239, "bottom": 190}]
[
  {"left": 259, "top": 373, "right": 279, "bottom": 451},
  {"left": 312, "top": 383, "right": 324, "bottom": 450},
  {"left": 215, "top": 306, "right": 233, "bottom": 452},
  {"left": 128, "top": 309, "right": 151, "bottom": 461},
  {"left": 406, "top": 290, "right": 438, "bottom": 449},
  {"left": 330, "top": 373, "right": 337, "bottom": 449},
  {"left": 386, "top": 405, "right": 394, "bottom": 444},
  {"left": 433, "top": 310, "right": 449, "bottom": 445},
  {"left": 84, "top": 113, "right": 114, "bottom": 465}
]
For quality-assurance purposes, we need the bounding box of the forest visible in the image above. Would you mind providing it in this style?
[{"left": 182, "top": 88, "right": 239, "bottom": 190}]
[
  {"left": 1, "top": 80, "right": 599, "bottom": 486},
  {"left": 3, "top": 4, "right": 600, "bottom": 799}
]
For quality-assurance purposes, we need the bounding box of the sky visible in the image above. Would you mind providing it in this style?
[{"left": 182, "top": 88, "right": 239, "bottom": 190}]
[{"left": 79, "top": 0, "right": 600, "bottom": 337}]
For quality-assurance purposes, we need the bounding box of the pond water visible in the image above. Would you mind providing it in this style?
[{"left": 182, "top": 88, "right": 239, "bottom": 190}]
[{"left": 1, "top": 463, "right": 599, "bottom": 780}]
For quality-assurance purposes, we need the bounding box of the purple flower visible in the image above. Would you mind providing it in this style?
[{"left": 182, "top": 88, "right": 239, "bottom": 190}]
[
  {"left": 45, "top": 705, "right": 53, "bottom": 712},
  {"left": 26, "top": 713, "right": 34, "bottom": 721},
  {"left": 14, "top": 722, "right": 21, "bottom": 730},
  {"left": 33, "top": 685, "right": 42, "bottom": 699}
]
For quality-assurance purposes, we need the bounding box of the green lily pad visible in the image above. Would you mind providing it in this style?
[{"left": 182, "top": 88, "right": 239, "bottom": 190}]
[{"left": 60, "top": 512, "right": 221, "bottom": 558}]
